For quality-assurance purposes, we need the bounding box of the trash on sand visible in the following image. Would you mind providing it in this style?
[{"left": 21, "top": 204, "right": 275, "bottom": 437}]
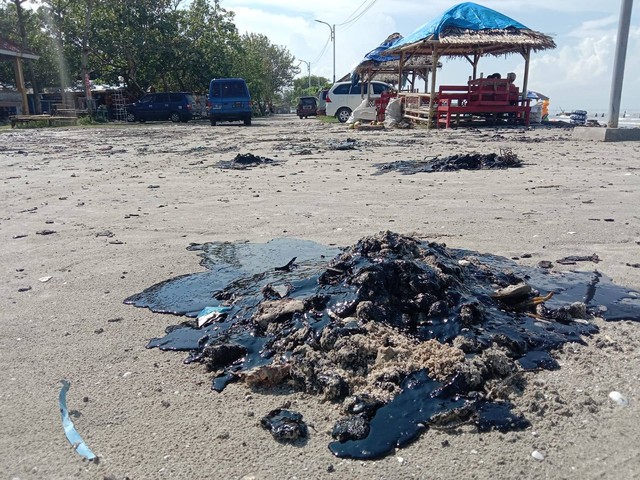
[
  {"left": 59, "top": 380, "right": 96, "bottom": 461},
  {"left": 608, "top": 391, "right": 629, "bottom": 407},
  {"left": 328, "top": 139, "right": 359, "bottom": 150},
  {"left": 261, "top": 409, "right": 308, "bottom": 442},
  {"left": 39, "top": 276, "right": 52, "bottom": 282},
  {"left": 126, "top": 232, "right": 640, "bottom": 460},
  {"left": 531, "top": 450, "right": 545, "bottom": 461},
  {"left": 196, "top": 306, "right": 231, "bottom": 328},
  {"left": 373, "top": 150, "right": 521, "bottom": 175}
]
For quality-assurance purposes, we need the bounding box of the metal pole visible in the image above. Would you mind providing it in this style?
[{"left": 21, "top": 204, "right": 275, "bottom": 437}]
[
  {"left": 332, "top": 24, "right": 336, "bottom": 84},
  {"left": 299, "top": 60, "right": 311, "bottom": 89},
  {"left": 608, "top": 0, "right": 634, "bottom": 128},
  {"left": 315, "top": 20, "right": 335, "bottom": 83}
]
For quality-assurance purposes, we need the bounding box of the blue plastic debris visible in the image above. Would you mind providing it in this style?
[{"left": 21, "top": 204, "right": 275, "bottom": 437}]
[
  {"left": 59, "top": 380, "right": 96, "bottom": 461},
  {"left": 197, "top": 305, "right": 231, "bottom": 327}
]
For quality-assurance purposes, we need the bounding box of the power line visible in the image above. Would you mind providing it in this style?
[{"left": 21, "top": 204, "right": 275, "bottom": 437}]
[
  {"left": 337, "top": 0, "right": 371, "bottom": 26},
  {"left": 311, "top": 35, "right": 331, "bottom": 64},
  {"left": 338, "top": 0, "right": 378, "bottom": 28}
]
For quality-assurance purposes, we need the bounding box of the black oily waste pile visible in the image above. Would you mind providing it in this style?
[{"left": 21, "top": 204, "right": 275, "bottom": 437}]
[
  {"left": 125, "top": 232, "right": 640, "bottom": 459},
  {"left": 217, "top": 153, "right": 279, "bottom": 170},
  {"left": 373, "top": 149, "right": 521, "bottom": 174}
]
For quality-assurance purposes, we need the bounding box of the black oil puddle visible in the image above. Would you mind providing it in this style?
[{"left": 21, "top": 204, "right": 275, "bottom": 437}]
[
  {"left": 216, "top": 153, "right": 280, "bottom": 170},
  {"left": 125, "top": 232, "right": 640, "bottom": 460},
  {"left": 373, "top": 150, "right": 521, "bottom": 175}
]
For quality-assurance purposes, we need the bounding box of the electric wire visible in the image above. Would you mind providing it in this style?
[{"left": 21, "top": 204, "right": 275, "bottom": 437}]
[
  {"left": 337, "top": 0, "right": 372, "bottom": 26},
  {"left": 338, "top": 0, "right": 378, "bottom": 28},
  {"left": 310, "top": 34, "right": 331, "bottom": 64}
]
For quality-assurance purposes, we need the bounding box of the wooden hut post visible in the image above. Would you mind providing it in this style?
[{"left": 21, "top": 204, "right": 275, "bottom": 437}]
[
  {"left": 13, "top": 57, "right": 29, "bottom": 115},
  {"left": 521, "top": 47, "right": 532, "bottom": 101},
  {"left": 472, "top": 53, "right": 480, "bottom": 80},
  {"left": 427, "top": 48, "right": 439, "bottom": 129},
  {"left": 398, "top": 51, "right": 405, "bottom": 90}
]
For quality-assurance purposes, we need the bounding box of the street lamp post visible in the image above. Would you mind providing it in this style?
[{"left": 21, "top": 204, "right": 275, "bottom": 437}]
[
  {"left": 315, "top": 19, "right": 335, "bottom": 84},
  {"left": 299, "top": 59, "right": 311, "bottom": 89}
]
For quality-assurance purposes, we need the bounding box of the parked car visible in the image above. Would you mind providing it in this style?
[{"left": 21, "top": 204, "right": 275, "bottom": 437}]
[
  {"left": 296, "top": 96, "right": 318, "bottom": 119},
  {"left": 126, "top": 92, "right": 196, "bottom": 123},
  {"left": 207, "top": 78, "right": 252, "bottom": 126},
  {"left": 325, "top": 81, "right": 393, "bottom": 122}
]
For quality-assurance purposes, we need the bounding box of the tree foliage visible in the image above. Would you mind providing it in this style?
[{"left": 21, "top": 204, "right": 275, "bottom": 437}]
[{"left": 0, "top": 0, "right": 299, "bottom": 105}]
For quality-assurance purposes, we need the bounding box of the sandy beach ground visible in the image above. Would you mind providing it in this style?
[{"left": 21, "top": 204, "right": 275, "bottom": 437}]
[{"left": 1, "top": 115, "right": 639, "bottom": 480}]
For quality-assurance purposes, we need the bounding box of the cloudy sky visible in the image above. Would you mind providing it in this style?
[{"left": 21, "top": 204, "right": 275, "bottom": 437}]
[{"left": 221, "top": 0, "right": 640, "bottom": 114}]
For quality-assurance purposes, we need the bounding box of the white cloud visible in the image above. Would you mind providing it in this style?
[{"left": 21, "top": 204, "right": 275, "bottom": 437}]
[{"left": 222, "top": 0, "right": 640, "bottom": 111}]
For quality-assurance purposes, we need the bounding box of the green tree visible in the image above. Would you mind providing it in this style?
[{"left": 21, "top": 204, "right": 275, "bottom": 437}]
[
  {"left": 0, "top": 1, "right": 60, "bottom": 94},
  {"left": 292, "top": 75, "right": 329, "bottom": 98},
  {"left": 235, "top": 32, "right": 299, "bottom": 114},
  {"left": 2, "top": 0, "right": 302, "bottom": 110}
]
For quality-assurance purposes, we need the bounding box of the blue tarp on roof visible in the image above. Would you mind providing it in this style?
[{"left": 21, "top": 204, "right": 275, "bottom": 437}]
[
  {"left": 391, "top": 2, "right": 529, "bottom": 50},
  {"left": 363, "top": 34, "right": 403, "bottom": 63}
]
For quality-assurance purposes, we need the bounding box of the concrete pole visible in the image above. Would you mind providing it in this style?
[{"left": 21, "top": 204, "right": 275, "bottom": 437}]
[{"left": 607, "top": 0, "right": 634, "bottom": 128}]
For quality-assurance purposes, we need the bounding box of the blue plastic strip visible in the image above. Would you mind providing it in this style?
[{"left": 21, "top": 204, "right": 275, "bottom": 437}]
[{"left": 59, "top": 380, "right": 96, "bottom": 461}]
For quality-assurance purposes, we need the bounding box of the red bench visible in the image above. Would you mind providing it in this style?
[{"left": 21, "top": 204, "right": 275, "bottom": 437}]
[{"left": 435, "top": 79, "right": 530, "bottom": 128}]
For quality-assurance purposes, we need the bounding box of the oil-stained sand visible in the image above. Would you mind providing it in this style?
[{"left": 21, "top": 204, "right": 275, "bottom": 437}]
[{"left": 127, "top": 231, "right": 639, "bottom": 459}]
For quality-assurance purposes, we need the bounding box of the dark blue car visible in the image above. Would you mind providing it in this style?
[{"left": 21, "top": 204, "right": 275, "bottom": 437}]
[
  {"left": 126, "top": 92, "right": 196, "bottom": 123},
  {"left": 207, "top": 78, "right": 252, "bottom": 126}
]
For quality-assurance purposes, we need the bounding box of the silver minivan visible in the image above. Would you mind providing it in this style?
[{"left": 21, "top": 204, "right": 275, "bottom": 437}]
[{"left": 325, "top": 81, "right": 393, "bottom": 122}]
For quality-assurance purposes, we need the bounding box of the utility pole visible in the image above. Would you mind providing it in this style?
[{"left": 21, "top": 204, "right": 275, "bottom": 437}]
[
  {"left": 299, "top": 59, "right": 311, "bottom": 89},
  {"left": 607, "top": 0, "right": 633, "bottom": 128},
  {"left": 315, "top": 19, "right": 335, "bottom": 84},
  {"left": 573, "top": 0, "right": 640, "bottom": 140}
]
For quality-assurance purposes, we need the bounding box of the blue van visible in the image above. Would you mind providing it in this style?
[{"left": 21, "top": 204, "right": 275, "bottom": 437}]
[{"left": 207, "top": 78, "right": 252, "bottom": 126}]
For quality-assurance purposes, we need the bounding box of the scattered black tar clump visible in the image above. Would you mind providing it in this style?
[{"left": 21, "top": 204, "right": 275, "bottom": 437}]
[
  {"left": 217, "top": 153, "right": 279, "bottom": 170},
  {"left": 126, "top": 232, "right": 640, "bottom": 459},
  {"left": 373, "top": 149, "right": 521, "bottom": 175},
  {"left": 261, "top": 409, "right": 308, "bottom": 442},
  {"left": 556, "top": 254, "right": 600, "bottom": 265}
]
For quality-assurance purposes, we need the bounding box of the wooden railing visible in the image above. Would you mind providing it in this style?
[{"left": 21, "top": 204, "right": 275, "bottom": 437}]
[{"left": 399, "top": 79, "right": 531, "bottom": 128}]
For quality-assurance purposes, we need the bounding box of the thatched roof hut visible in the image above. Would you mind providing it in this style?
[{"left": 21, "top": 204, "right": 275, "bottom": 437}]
[
  {"left": 389, "top": 2, "right": 556, "bottom": 57},
  {"left": 347, "top": 33, "right": 440, "bottom": 88},
  {"left": 383, "top": 2, "right": 556, "bottom": 117}
]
